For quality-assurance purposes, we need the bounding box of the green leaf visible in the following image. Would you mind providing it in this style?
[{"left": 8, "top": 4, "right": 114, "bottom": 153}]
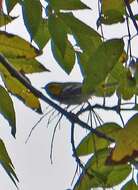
[
  {"left": 2, "top": 74, "right": 42, "bottom": 114},
  {"left": 96, "top": 52, "right": 136, "bottom": 99},
  {"left": 76, "top": 123, "right": 121, "bottom": 156},
  {"left": 122, "top": 179, "right": 138, "bottom": 190},
  {"left": 82, "top": 39, "right": 124, "bottom": 94},
  {"left": 74, "top": 149, "right": 131, "bottom": 190},
  {"left": 59, "top": 13, "right": 101, "bottom": 57},
  {"left": 48, "top": 14, "right": 67, "bottom": 57},
  {"left": 100, "top": 10, "right": 125, "bottom": 25},
  {"left": 0, "top": 139, "right": 18, "bottom": 187},
  {"left": 110, "top": 61, "right": 136, "bottom": 100},
  {"left": 0, "top": 14, "right": 17, "bottom": 27},
  {"left": 134, "top": 14, "right": 138, "bottom": 21},
  {"left": 0, "top": 31, "right": 41, "bottom": 58},
  {"left": 5, "top": 0, "right": 19, "bottom": 14},
  {"left": 0, "top": 85, "right": 16, "bottom": 137},
  {"left": 48, "top": 0, "right": 90, "bottom": 10},
  {"left": 22, "top": 0, "right": 42, "bottom": 40},
  {"left": 33, "top": 19, "right": 50, "bottom": 49},
  {"left": 48, "top": 14, "right": 75, "bottom": 73},
  {"left": 100, "top": 0, "right": 125, "bottom": 25},
  {"left": 107, "top": 113, "right": 138, "bottom": 164},
  {"left": 118, "top": 71, "right": 136, "bottom": 100},
  {"left": 51, "top": 39, "right": 75, "bottom": 74},
  {"left": 94, "top": 81, "right": 116, "bottom": 97}
]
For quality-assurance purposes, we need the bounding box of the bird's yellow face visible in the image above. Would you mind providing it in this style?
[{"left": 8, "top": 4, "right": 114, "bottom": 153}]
[{"left": 47, "top": 83, "right": 62, "bottom": 97}]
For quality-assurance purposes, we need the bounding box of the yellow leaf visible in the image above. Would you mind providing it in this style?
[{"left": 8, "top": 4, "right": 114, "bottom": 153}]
[
  {"left": 107, "top": 113, "right": 138, "bottom": 164},
  {"left": 0, "top": 31, "right": 41, "bottom": 58},
  {"left": 2, "top": 74, "right": 42, "bottom": 113}
]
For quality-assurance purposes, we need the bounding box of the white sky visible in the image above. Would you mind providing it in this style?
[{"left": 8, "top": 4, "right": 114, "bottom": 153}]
[{"left": 0, "top": 0, "right": 137, "bottom": 190}]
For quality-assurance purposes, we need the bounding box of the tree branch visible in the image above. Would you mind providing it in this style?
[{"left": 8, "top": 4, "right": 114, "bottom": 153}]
[
  {"left": 76, "top": 103, "right": 136, "bottom": 116},
  {"left": 124, "top": 0, "right": 138, "bottom": 33},
  {"left": 0, "top": 53, "right": 114, "bottom": 142},
  {"left": 71, "top": 123, "right": 85, "bottom": 171}
]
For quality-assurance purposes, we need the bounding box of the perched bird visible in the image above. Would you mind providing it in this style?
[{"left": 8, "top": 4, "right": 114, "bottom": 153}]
[{"left": 44, "top": 82, "right": 91, "bottom": 105}]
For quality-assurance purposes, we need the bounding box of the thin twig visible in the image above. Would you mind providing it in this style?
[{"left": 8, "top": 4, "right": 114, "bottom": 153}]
[
  {"left": 93, "top": 109, "right": 103, "bottom": 126},
  {"left": 47, "top": 109, "right": 57, "bottom": 126},
  {"left": 71, "top": 164, "right": 79, "bottom": 186},
  {"left": 126, "top": 15, "right": 132, "bottom": 61},
  {"left": 118, "top": 112, "right": 125, "bottom": 127},
  {"left": 97, "top": 0, "right": 104, "bottom": 39},
  {"left": 50, "top": 114, "right": 63, "bottom": 164},
  {"left": 48, "top": 111, "right": 60, "bottom": 124},
  {"left": 93, "top": 110, "right": 98, "bottom": 127},
  {"left": 135, "top": 95, "right": 137, "bottom": 105},
  {"left": 124, "top": 0, "right": 138, "bottom": 33},
  {"left": 90, "top": 110, "right": 98, "bottom": 167},
  {"left": 25, "top": 108, "right": 54, "bottom": 143},
  {"left": 71, "top": 123, "right": 85, "bottom": 172}
]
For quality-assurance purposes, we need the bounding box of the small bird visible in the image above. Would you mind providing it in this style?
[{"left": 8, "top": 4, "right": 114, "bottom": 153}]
[{"left": 43, "top": 82, "right": 91, "bottom": 105}]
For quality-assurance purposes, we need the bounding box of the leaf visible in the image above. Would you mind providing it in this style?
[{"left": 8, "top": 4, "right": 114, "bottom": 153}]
[
  {"left": 76, "top": 123, "right": 121, "bottom": 156},
  {"left": 2, "top": 74, "right": 42, "bottom": 113},
  {"left": 100, "top": 0, "right": 125, "bottom": 24},
  {"left": 82, "top": 39, "right": 124, "bottom": 94},
  {"left": 122, "top": 179, "right": 138, "bottom": 190},
  {"left": 100, "top": 10, "right": 125, "bottom": 25},
  {"left": 0, "top": 85, "right": 16, "bottom": 137},
  {"left": 59, "top": 12, "right": 102, "bottom": 75},
  {"left": 134, "top": 14, "right": 138, "bottom": 21},
  {"left": 0, "top": 139, "right": 18, "bottom": 187},
  {"left": 107, "top": 113, "right": 138, "bottom": 164},
  {"left": 48, "top": 0, "right": 90, "bottom": 10},
  {"left": 102, "top": 57, "right": 136, "bottom": 100},
  {"left": 5, "top": 0, "right": 19, "bottom": 14},
  {"left": 48, "top": 14, "right": 76, "bottom": 73},
  {"left": 0, "top": 58, "right": 48, "bottom": 78},
  {"left": 7, "top": 58, "right": 48, "bottom": 74},
  {"left": 73, "top": 149, "right": 131, "bottom": 190},
  {"left": 82, "top": 51, "right": 127, "bottom": 97},
  {"left": 59, "top": 13, "right": 101, "bottom": 57},
  {"left": 51, "top": 39, "right": 75, "bottom": 74},
  {"left": 0, "top": 14, "right": 17, "bottom": 27},
  {"left": 48, "top": 14, "right": 67, "bottom": 57},
  {"left": 0, "top": 31, "right": 48, "bottom": 74},
  {"left": 0, "top": 31, "right": 41, "bottom": 58},
  {"left": 22, "top": 0, "right": 42, "bottom": 40},
  {"left": 33, "top": 19, "right": 50, "bottom": 49},
  {"left": 117, "top": 71, "right": 136, "bottom": 100}
]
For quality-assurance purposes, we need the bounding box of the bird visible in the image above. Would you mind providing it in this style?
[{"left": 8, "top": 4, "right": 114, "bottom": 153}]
[{"left": 43, "top": 82, "right": 91, "bottom": 105}]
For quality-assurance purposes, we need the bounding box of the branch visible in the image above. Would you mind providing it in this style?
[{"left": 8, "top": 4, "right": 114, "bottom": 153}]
[
  {"left": 0, "top": 54, "right": 114, "bottom": 143},
  {"left": 124, "top": 0, "right": 138, "bottom": 33},
  {"left": 76, "top": 103, "right": 136, "bottom": 116},
  {"left": 71, "top": 123, "right": 85, "bottom": 171}
]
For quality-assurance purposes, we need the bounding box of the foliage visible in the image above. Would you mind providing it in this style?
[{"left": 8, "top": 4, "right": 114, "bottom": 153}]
[{"left": 0, "top": 0, "right": 138, "bottom": 189}]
